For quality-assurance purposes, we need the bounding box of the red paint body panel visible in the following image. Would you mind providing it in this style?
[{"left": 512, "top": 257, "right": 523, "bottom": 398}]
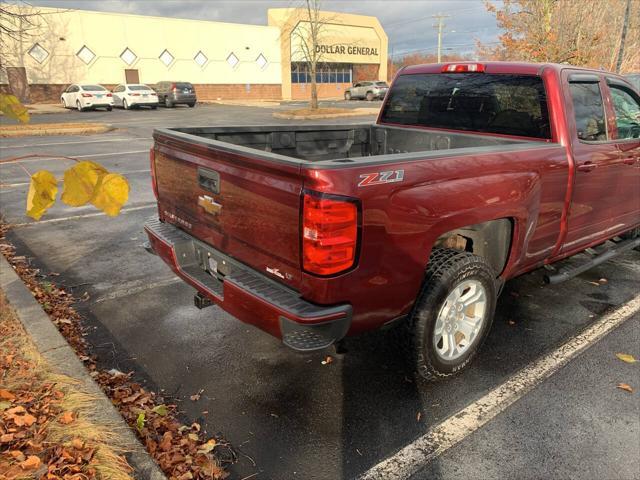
[{"left": 147, "top": 62, "right": 640, "bottom": 341}]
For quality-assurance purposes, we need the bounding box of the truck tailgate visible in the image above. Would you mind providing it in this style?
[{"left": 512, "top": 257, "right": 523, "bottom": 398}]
[{"left": 152, "top": 132, "right": 303, "bottom": 289}]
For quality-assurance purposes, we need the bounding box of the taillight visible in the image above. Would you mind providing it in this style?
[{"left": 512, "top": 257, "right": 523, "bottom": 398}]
[
  {"left": 442, "top": 63, "right": 485, "bottom": 73},
  {"left": 106, "top": 93, "right": 112, "bottom": 97},
  {"left": 302, "top": 193, "right": 358, "bottom": 276},
  {"left": 171, "top": 83, "right": 177, "bottom": 92},
  {"left": 150, "top": 92, "right": 157, "bottom": 96},
  {"left": 81, "top": 93, "right": 92, "bottom": 97},
  {"left": 150, "top": 148, "right": 158, "bottom": 199},
  {"left": 130, "top": 93, "right": 141, "bottom": 96}
]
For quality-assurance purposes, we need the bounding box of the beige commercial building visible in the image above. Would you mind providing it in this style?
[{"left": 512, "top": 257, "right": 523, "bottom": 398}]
[{"left": 0, "top": 5, "right": 388, "bottom": 103}]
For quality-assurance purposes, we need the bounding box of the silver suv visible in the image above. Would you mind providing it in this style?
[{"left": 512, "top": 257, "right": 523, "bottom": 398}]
[{"left": 344, "top": 81, "right": 389, "bottom": 101}]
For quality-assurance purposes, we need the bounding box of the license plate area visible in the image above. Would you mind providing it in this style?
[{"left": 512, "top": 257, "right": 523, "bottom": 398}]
[{"left": 194, "top": 243, "right": 232, "bottom": 280}]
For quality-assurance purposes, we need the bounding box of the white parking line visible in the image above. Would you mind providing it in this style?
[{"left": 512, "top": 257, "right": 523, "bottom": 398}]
[
  {"left": 11, "top": 204, "right": 156, "bottom": 227},
  {"left": 358, "top": 294, "right": 640, "bottom": 480},
  {"left": 1, "top": 137, "right": 139, "bottom": 149},
  {"left": 91, "top": 277, "right": 181, "bottom": 304},
  {"left": 0, "top": 150, "right": 148, "bottom": 164}
]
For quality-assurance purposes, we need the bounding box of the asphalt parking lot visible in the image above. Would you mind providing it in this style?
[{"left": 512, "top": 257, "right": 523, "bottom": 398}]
[{"left": 1, "top": 104, "right": 639, "bottom": 480}]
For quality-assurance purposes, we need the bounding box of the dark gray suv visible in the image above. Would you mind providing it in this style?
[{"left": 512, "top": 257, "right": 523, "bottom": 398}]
[{"left": 154, "top": 81, "right": 197, "bottom": 107}]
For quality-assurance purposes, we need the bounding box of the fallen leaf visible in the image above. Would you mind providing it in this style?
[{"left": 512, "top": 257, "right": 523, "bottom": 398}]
[
  {"left": 59, "top": 411, "right": 75, "bottom": 424},
  {"left": 616, "top": 353, "right": 637, "bottom": 364},
  {"left": 0, "top": 389, "right": 15, "bottom": 400},
  {"left": 151, "top": 404, "right": 168, "bottom": 416},
  {"left": 71, "top": 438, "right": 84, "bottom": 449},
  {"left": 19, "top": 455, "right": 41, "bottom": 470},
  {"left": 321, "top": 355, "right": 333, "bottom": 365},
  {"left": 617, "top": 383, "right": 633, "bottom": 393},
  {"left": 197, "top": 438, "right": 217, "bottom": 454},
  {"left": 136, "top": 412, "right": 146, "bottom": 432},
  {"left": 26, "top": 170, "right": 58, "bottom": 220},
  {"left": 22, "top": 413, "right": 37, "bottom": 426},
  {"left": 159, "top": 432, "right": 173, "bottom": 451},
  {"left": 416, "top": 412, "right": 422, "bottom": 422},
  {"left": 0, "top": 401, "right": 12, "bottom": 411},
  {"left": 187, "top": 433, "right": 199, "bottom": 441}
]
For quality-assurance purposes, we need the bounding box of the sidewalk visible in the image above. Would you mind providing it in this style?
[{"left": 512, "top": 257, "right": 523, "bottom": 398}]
[{"left": 0, "top": 103, "right": 68, "bottom": 116}]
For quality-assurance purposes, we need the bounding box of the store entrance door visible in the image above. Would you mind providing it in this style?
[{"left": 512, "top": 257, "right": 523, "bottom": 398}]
[{"left": 125, "top": 69, "right": 140, "bottom": 83}]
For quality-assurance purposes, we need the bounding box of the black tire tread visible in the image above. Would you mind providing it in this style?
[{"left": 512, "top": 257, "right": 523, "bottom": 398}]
[{"left": 405, "top": 248, "right": 496, "bottom": 381}]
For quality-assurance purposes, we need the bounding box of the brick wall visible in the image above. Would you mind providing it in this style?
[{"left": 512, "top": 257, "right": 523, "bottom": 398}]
[
  {"left": 353, "top": 64, "right": 380, "bottom": 83},
  {"left": 291, "top": 83, "right": 351, "bottom": 100},
  {"left": 192, "top": 84, "right": 281, "bottom": 101}
]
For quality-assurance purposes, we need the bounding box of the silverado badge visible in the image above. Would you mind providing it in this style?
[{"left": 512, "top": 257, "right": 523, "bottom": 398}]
[{"left": 198, "top": 195, "right": 222, "bottom": 215}]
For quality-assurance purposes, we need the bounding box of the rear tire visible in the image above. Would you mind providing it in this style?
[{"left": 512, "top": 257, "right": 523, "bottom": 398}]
[
  {"left": 621, "top": 227, "right": 640, "bottom": 251},
  {"left": 123, "top": 99, "right": 129, "bottom": 110},
  {"left": 406, "top": 248, "right": 497, "bottom": 381},
  {"left": 151, "top": 105, "right": 157, "bottom": 110},
  {"left": 62, "top": 98, "right": 67, "bottom": 109},
  {"left": 344, "top": 92, "right": 352, "bottom": 101},
  {"left": 76, "top": 100, "right": 83, "bottom": 112},
  {"left": 366, "top": 92, "right": 374, "bottom": 101},
  {"left": 188, "top": 103, "right": 196, "bottom": 108},
  {"left": 106, "top": 105, "right": 113, "bottom": 111},
  {"left": 164, "top": 97, "right": 173, "bottom": 108}
]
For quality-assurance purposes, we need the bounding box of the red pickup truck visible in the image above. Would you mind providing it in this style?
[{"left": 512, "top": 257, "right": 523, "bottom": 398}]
[{"left": 145, "top": 62, "right": 640, "bottom": 381}]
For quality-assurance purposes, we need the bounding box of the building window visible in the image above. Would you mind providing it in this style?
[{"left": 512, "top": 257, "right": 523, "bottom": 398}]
[
  {"left": 226, "top": 52, "right": 239, "bottom": 68},
  {"left": 120, "top": 47, "right": 137, "bottom": 66},
  {"left": 159, "top": 49, "right": 174, "bottom": 67},
  {"left": 76, "top": 45, "right": 96, "bottom": 65},
  {"left": 28, "top": 43, "right": 49, "bottom": 63},
  {"left": 194, "top": 51, "right": 208, "bottom": 67},
  {"left": 256, "top": 53, "right": 268, "bottom": 70},
  {"left": 291, "top": 63, "right": 352, "bottom": 84}
]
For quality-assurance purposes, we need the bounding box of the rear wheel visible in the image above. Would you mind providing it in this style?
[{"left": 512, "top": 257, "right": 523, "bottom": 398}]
[
  {"left": 123, "top": 99, "right": 129, "bottom": 110},
  {"left": 188, "top": 103, "right": 196, "bottom": 108},
  {"left": 164, "top": 97, "right": 173, "bottom": 108},
  {"left": 62, "top": 98, "right": 67, "bottom": 109},
  {"left": 151, "top": 105, "right": 157, "bottom": 110},
  {"left": 76, "top": 100, "right": 83, "bottom": 112},
  {"left": 344, "top": 92, "right": 352, "bottom": 101},
  {"left": 621, "top": 227, "right": 640, "bottom": 251},
  {"left": 366, "top": 91, "right": 374, "bottom": 101},
  {"left": 406, "top": 248, "right": 497, "bottom": 381},
  {"left": 106, "top": 105, "right": 113, "bottom": 111}
]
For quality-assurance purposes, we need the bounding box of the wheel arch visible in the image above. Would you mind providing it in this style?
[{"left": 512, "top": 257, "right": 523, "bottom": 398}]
[{"left": 432, "top": 218, "right": 515, "bottom": 276}]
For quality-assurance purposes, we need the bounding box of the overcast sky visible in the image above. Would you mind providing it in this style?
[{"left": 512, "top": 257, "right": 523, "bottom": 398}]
[{"left": 27, "top": 0, "right": 502, "bottom": 57}]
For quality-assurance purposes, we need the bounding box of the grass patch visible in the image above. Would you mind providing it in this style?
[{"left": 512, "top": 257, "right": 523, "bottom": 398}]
[
  {"left": 0, "top": 123, "right": 112, "bottom": 137},
  {"left": 0, "top": 291, "right": 134, "bottom": 479}
]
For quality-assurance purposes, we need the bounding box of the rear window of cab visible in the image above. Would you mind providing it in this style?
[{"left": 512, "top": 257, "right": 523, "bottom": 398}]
[{"left": 380, "top": 73, "right": 551, "bottom": 139}]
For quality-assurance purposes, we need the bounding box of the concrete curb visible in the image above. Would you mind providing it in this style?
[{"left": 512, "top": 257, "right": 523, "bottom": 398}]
[
  {"left": 0, "top": 125, "right": 113, "bottom": 137},
  {"left": 272, "top": 108, "right": 379, "bottom": 120},
  {"left": 0, "top": 255, "right": 167, "bottom": 480}
]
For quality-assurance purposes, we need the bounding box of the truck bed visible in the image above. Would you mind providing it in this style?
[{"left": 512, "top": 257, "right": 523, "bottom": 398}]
[{"left": 160, "top": 124, "right": 545, "bottom": 165}]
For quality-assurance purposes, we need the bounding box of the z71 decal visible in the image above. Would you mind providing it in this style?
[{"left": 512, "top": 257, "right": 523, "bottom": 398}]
[{"left": 358, "top": 169, "right": 405, "bottom": 187}]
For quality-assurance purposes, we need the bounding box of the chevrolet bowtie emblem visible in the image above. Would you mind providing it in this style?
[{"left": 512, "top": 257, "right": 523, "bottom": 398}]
[{"left": 198, "top": 195, "right": 222, "bottom": 215}]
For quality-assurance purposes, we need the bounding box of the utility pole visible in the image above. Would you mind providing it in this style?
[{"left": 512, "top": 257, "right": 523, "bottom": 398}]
[
  {"left": 615, "top": 0, "right": 631, "bottom": 73},
  {"left": 432, "top": 14, "right": 450, "bottom": 63}
]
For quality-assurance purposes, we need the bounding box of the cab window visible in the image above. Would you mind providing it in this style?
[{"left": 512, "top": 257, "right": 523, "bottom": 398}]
[
  {"left": 569, "top": 82, "right": 608, "bottom": 141},
  {"left": 609, "top": 84, "right": 640, "bottom": 140}
]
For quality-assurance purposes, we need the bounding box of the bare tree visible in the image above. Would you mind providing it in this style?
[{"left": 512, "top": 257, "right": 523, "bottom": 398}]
[
  {"left": 290, "top": 0, "right": 335, "bottom": 109},
  {"left": 0, "top": 3, "right": 43, "bottom": 54}
]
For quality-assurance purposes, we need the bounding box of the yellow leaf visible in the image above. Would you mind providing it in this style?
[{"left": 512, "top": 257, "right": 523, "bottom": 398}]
[
  {"left": 91, "top": 173, "right": 129, "bottom": 216},
  {"left": 26, "top": 170, "right": 58, "bottom": 220},
  {"left": 616, "top": 353, "right": 637, "bottom": 364},
  {"left": 617, "top": 383, "right": 633, "bottom": 393},
  {"left": 0, "top": 93, "right": 30, "bottom": 124},
  {"left": 61, "top": 161, "right": 108, "bottom": 206}
]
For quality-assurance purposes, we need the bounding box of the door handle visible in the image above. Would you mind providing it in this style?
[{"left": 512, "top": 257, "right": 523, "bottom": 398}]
[{"left": 577, "top": 161, "right": 598, "bottom": 172}]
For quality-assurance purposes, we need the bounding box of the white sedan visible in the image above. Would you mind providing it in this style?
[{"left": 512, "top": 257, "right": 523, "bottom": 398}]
[
  {"left": 112, "top": 84, "right": 158, "bottom": 109},
  {"left": 61, "top": 84, "right": 114, "bottom": 111}
]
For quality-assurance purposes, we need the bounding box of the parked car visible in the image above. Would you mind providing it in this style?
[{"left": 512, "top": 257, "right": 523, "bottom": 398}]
[
  {"left": 111, "top": 84, "right": 158, "bottom": 109},
  {"left": 61, "top": 84, "right": 113, "bottom": 111},
  {"left": 344, "top": 81, "right": 389, "bottom": 101},
  {"left": 626, "top": 73, "right": 640, "bottom": 91},
  {"left": 145, "top": 62, "right": 640, "bottom": 381},
  {"left": 154, "top": 81, "right": 197, "bottom": 107}
]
